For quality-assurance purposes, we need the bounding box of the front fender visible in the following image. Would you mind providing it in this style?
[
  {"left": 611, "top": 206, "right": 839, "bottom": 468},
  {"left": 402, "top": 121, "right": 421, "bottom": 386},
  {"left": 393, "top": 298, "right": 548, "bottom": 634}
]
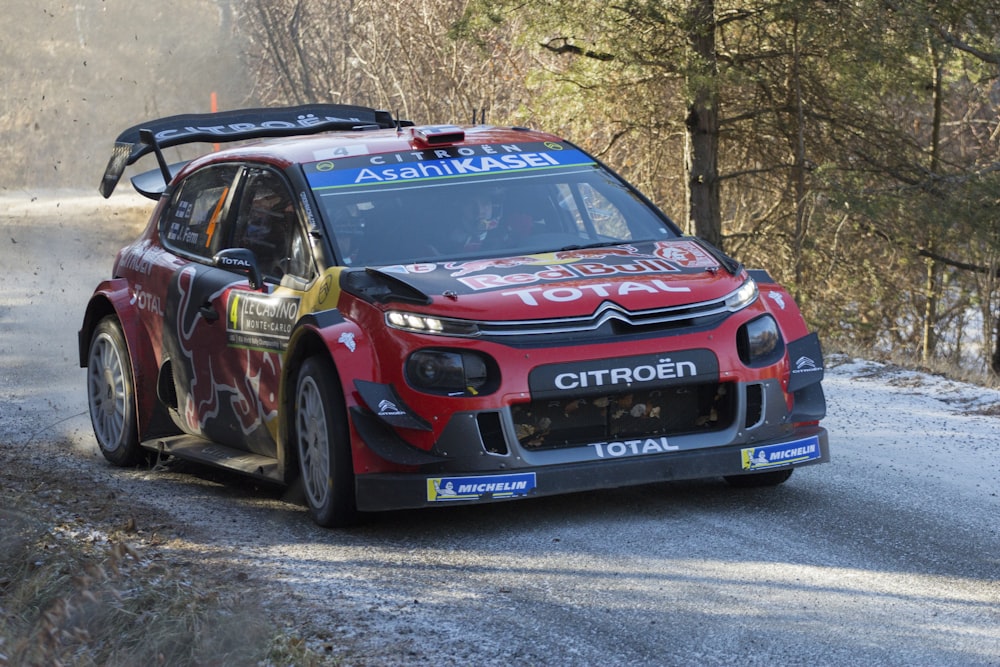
[
  {"left": 283, "top": 309, "right": 378, "bottom": 404},
  {"left": 279, "top": 310, "right": 381, "bottom": 479},
  {"left": 750, "top": 271, "right": 811, "bottom": 342}
]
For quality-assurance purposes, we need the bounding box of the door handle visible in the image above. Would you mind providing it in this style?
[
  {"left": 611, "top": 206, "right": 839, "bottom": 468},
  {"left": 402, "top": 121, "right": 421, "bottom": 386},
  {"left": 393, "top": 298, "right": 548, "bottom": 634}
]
[{"left": 199, "top": 302, "right": 219, "bottom": 323}]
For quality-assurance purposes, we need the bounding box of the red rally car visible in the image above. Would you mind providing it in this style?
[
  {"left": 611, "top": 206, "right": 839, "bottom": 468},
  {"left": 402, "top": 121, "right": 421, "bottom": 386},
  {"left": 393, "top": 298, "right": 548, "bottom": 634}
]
[{"left": 80, "top": 104, "right": 829, "bottom": 527}]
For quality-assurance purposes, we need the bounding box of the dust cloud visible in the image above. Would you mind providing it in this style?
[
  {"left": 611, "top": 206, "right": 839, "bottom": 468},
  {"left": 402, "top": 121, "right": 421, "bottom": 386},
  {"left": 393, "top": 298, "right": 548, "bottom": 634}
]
[{"left": 0, "top": 0, "right": 256, "bottom": 193}]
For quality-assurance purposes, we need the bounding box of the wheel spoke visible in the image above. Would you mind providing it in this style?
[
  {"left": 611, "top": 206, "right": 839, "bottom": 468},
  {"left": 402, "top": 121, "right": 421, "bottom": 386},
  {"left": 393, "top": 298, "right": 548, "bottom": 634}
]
[
  {"left": 88, "top": 333, "right": 127, "bottom": 451},
  {"left": 85, "top": 320, "right": 142, "bottom": 466},
  {"left": 297, "top": 376, "right": 331, "bottom": 508}
]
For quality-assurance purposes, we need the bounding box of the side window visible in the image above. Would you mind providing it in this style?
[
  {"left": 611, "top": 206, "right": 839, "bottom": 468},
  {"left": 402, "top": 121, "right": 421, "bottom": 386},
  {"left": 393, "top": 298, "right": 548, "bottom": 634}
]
[
  {"left": 161, "top": 165, "right": 238, "bottom": 259},
  {"left": 229, "top": 169, "right": 315, "bottom": 283}
]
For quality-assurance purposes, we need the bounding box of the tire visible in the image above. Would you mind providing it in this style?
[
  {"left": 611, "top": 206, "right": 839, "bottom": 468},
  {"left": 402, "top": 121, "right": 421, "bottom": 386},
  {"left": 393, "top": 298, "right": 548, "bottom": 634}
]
[
  {"left": 724, "top": 468, "right": 794, "bottom": 488},
  {"left": 294, "top": 356, "right": 358, "bottom": 527},
  {"left": 86, "top": 316, "right": 143, "bottom": 466}
]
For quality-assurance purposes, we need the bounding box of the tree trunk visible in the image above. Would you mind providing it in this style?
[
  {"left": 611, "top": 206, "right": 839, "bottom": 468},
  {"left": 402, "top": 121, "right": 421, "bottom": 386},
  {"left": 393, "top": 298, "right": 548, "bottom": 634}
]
[
  {"left": 921, "top": 45, "right": 945, "bottom": 361},
  {"left": 684, "top": 0, "right": 722, "bottom": 250},
  {"left": 992, "top": 315, "right": 1000, "bottom": 376},
  {"left": 791, "top": 16, "right": 808, "bottom": 290},
  {"left": 921, "top": 255, "right": 938, "bottom": 362}
]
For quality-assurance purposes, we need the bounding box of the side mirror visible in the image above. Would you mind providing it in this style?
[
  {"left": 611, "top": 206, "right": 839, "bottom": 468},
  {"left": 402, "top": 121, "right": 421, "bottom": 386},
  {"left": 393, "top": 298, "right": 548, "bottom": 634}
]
[{"left": 214, "top": 248, "right": 264, "bottom": 291}]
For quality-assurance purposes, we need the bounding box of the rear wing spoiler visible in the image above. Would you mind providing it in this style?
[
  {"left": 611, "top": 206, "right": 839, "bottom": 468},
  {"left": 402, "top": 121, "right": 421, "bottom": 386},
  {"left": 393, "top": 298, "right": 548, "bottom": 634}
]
[{"left": 99, "top": 104, "right": 404, "bottom": 198}]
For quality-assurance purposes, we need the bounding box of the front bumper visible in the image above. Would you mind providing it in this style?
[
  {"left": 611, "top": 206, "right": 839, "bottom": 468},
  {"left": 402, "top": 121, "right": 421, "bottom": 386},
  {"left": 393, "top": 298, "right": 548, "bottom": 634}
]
[{"left": 354, "top": 426, "right": 829, "bottom": 511}]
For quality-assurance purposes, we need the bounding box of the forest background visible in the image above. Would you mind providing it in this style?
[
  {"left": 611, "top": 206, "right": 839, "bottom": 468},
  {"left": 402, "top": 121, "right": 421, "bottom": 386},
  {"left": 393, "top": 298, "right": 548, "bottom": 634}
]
[{"left": 4, "top": 0, "right": 1000, "bottom": 378}]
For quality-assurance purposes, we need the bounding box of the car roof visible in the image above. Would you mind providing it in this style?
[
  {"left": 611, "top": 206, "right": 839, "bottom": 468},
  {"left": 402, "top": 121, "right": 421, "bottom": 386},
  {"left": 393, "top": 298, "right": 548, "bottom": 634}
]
[
  {"left": 183, "top": 124, "right": 568, "bottom": 174},
  {"left": 103, "top": 105, "right": 576, "bottom": 199}
]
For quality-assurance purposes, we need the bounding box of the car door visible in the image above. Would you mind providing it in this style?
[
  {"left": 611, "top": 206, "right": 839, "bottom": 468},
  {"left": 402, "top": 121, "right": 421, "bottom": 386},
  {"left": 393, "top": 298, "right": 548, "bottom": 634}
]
[{"left": 162, "top": 165, "right": 315, "bottom": 456}]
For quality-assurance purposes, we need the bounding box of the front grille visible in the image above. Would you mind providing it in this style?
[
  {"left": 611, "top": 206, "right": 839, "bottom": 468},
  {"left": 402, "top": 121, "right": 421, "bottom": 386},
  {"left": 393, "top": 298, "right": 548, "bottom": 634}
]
[
  {"left": 478, "top": 298, "right": 733, "bottom": 339},
  {"left": 512, "top": 382, "right": 735, "bottom": 451}
]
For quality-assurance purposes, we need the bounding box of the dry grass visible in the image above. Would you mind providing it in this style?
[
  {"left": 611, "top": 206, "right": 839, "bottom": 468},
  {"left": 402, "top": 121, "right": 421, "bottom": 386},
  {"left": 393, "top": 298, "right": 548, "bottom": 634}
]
[{"left": 0, "top": 483, "right": 330, "bottom": 667}]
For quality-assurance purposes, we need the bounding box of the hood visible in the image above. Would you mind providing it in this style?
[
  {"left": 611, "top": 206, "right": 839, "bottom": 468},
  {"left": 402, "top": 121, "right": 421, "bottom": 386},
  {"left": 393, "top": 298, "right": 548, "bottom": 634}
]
[{"left": 344, "top": 239, "right": 749, "bottom": 321}]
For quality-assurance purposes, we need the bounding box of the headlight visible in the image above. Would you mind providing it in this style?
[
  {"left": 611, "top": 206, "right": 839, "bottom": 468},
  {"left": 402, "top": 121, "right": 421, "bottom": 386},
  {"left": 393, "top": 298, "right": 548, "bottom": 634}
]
[
  {"left": 406, "top": 349, "right": 498, "bottom": 396},
  {"left": 738, "top": 315, "right": 783, "bottom": 366},
  {"left": 725, "top": 278, "right": 758, "bottom": 312},
  {"left": 386, "top": 311, "right": 480, "bottom": 337}
]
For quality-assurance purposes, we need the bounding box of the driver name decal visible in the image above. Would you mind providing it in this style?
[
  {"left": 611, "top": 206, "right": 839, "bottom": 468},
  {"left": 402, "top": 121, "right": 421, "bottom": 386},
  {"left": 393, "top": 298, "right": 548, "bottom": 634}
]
[{"left": 226, "top": 292, "right": 300, "bottom": 351}]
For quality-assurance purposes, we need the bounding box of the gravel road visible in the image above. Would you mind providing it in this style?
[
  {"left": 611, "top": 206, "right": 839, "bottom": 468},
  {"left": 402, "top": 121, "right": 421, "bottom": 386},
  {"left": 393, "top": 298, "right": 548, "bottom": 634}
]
[{"left": 2, "top": 194, "right": 998, "bottom": 666}]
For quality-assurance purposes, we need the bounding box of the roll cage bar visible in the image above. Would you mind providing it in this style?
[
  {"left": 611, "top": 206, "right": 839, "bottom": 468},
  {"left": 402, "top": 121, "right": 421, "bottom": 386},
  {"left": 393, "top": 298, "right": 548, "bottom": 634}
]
[{"left": 99, "top": 104, "right": 408, "bottom": 198}]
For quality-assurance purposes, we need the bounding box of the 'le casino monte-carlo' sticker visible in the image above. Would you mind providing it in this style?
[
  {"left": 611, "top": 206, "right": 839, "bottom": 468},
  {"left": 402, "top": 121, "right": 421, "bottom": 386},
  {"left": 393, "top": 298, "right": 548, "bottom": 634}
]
[
  {"left": 225, "top": 292, "right": 300, "bottom": 352},
  {"left": 741, "top": 436, "right": 821, "bottom": 471}
]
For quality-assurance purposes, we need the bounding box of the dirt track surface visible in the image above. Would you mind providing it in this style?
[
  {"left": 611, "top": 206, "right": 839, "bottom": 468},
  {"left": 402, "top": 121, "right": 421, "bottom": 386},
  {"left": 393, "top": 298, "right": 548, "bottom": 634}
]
[{"left": 2, "top": 194, "right": 999, "bottom": 666}]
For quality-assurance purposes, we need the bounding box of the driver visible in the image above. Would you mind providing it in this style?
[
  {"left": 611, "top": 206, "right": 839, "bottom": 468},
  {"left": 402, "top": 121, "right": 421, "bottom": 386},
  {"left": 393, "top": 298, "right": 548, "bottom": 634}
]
[{"left": 450, "top": 192, "right": 497, "bottom": 251}]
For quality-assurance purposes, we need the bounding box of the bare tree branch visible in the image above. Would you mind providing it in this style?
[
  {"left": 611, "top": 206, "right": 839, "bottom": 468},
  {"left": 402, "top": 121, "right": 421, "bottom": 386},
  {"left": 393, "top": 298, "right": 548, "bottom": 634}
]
[
  {"left": 540, "top": 37, "right": 615, "bottom": 61},
  {"left": 930, "top": 20, "right": 1000, "bottom": 64}
]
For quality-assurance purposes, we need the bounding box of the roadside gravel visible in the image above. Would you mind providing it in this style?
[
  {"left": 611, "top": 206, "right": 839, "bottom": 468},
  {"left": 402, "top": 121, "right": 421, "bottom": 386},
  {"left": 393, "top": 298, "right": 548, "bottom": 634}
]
[{"left": 2, "top": 194, "right": 998, "bottom": 666}]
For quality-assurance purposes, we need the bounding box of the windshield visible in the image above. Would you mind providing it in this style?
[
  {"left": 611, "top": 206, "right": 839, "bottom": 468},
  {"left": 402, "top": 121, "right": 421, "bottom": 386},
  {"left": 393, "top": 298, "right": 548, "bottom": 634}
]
[{"left": 304, "top": 144, "right": 679, "bottom": 267}]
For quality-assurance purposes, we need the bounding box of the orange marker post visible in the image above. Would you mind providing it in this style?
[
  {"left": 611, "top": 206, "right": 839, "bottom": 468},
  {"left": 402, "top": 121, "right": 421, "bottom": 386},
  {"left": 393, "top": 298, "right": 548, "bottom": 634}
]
[{"left": 211, "top": 92, "right": 220, "bottom": 151}]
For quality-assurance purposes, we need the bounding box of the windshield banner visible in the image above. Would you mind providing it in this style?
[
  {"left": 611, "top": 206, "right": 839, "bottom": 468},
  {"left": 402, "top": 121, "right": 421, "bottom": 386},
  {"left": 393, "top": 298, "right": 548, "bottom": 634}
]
[{"left": 306, "top": 142, "right": 595, "bottom": 190}]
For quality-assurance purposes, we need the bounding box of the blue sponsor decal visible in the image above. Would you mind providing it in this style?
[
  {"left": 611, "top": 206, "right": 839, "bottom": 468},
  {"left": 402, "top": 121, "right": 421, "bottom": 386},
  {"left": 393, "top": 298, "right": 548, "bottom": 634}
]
[
  {"left": 741, "top": 436, "right": 821, "bottom": 470},
  {"left": 307, "top": 143, "right": 595, "bottom": 190},
  {"left": 427, "top": 472, "right": 537, "bottom": 502}
]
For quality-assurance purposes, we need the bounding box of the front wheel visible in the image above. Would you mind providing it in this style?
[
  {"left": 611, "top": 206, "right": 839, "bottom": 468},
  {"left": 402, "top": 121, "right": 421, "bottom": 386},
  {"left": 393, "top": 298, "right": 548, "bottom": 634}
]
[
  {"left": 724, "top": 468, "right": 794, "bottom": 488},
  {"left": 86, "top": 316, "right": 143, "bottom": 466},
  {"left": 294, "top": 356, "right": 358, "bottom": 527}
]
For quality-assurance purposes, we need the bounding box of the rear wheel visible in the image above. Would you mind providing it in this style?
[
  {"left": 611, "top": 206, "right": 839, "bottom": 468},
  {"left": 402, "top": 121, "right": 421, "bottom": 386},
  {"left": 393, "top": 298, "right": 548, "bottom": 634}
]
[
  {"left": 86, "top": 316, "right": 143, "bottom": 466},
  {"left": 724, "top": 468, "right": 794, "bottom": 488},
  {"left": 294, "top": 356, "right": 358, "bottom": 527}
]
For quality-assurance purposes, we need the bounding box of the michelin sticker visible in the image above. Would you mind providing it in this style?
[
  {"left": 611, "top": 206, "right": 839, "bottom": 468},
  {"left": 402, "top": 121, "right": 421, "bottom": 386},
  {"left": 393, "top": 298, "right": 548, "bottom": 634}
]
[
  {"left": 741, "top": 436, "right": 821, "bottom": 471},
  {"left": 428, "top": 472, "right": 537, "bottom": 502}
]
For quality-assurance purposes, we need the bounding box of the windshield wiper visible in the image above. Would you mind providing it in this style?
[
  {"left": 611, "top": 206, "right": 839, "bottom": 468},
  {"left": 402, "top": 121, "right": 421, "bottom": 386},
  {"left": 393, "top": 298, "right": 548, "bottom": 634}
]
[{"left": 557, "top": 240, "right": 633, "bottom": 252}]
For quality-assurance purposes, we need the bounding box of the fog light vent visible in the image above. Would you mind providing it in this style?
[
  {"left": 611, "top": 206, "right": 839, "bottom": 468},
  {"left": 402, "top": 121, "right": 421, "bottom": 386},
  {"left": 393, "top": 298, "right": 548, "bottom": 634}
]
[
  {"left": 476, "top": 412, "right": 508, "bottom": 455},
  {"left": 745, "top": 383, "right": 764, "bottom": 428}
]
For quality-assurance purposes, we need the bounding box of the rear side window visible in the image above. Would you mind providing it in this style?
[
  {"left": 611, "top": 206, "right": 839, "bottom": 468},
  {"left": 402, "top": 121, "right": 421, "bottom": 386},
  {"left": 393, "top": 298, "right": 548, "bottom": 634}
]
[{"left": 161, "top": 165, "right": 239, "bottom": 259}]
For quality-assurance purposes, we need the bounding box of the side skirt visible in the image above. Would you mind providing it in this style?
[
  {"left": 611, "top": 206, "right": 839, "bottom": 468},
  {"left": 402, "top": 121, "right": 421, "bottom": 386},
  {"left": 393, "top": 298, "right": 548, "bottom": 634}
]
[{"left": 141, "top": 434, "right": 283, "bottom": 483}]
